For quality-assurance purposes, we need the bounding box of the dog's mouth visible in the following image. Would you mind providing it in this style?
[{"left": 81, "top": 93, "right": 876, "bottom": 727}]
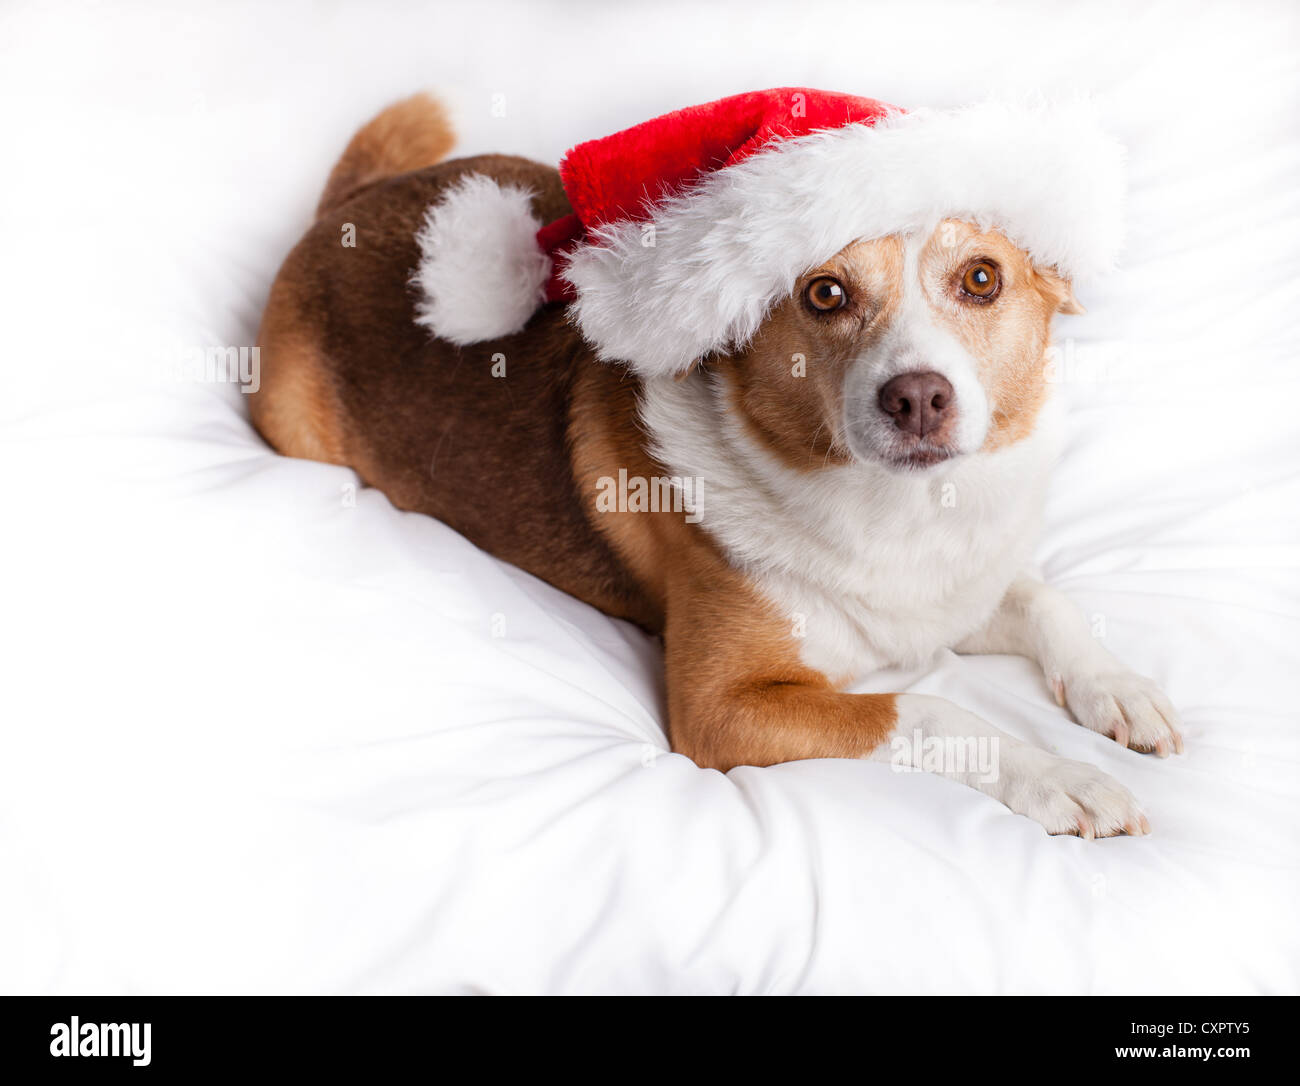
[
  {"left": 884, "top": 445, "right": 956, "bottom": 471},
  {"left": 842, "top": 428, "right": 962, "bottom": 473}
]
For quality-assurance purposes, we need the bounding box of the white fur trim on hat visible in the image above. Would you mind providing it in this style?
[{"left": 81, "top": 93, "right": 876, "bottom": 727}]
[
  {"left": 564, "top": 100, "right": 1125, "bottom": 377},
  {"left": 413, "top": 174, "right": 552, "bottom": 345}
]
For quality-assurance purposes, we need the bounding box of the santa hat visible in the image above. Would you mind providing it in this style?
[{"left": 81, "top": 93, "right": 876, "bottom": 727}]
[{"left": 414, "top": 88, "right": 1124, "bottom": 377}]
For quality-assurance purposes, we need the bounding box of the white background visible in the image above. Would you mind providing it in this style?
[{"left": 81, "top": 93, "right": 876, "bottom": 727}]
[{"left": 2, "top": 0, "right": 1298, "bottom": 993}]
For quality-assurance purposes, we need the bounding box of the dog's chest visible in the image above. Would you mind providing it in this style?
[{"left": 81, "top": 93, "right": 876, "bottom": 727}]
[
  {"left": 754, "top": 473, "right": 1044, "bottom": 678},
  {"left": 640, "top": 376, "right": 1056, "bottom": 681}
]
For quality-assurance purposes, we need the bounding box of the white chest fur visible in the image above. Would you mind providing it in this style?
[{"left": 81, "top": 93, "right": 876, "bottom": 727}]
[{"left": 639, "top": 373, "right": 1061, "bottom": 681}]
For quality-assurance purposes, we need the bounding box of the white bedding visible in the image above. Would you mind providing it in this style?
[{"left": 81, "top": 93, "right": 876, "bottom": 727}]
[{"left": 2, "top": 0, "right": 1298, "bottom": 993}]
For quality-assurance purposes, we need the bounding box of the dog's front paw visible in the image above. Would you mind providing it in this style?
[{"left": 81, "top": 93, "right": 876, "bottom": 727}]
[
  {"left": 1048, "top": 667, "right": 1184, "bottom": 757},
  {"left": 997, "top": 750, "right": 1149, "bottom": 838}
]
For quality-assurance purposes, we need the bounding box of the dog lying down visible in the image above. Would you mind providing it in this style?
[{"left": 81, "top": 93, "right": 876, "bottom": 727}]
[{"left": 251, "top": 88, "right": 1183, "bottom": 838}]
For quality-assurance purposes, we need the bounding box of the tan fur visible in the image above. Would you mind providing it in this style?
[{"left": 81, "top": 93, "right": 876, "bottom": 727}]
[
  {"left": 252, "top": 282, "right": 349, "bottom": 465},
  {"left": 567, "top": 362, "right": 672, "bottom": 618},
  {"left": 916, "top": 220, "right": 1073, "bottom": 451},
  {"left": 316, "top": 93, "right": 456, "bottom": 218}
]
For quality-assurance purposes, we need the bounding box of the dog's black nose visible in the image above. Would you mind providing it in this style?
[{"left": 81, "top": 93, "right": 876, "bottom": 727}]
[{"left": 878, "top": 371, "right": 955, "bottom": 438}]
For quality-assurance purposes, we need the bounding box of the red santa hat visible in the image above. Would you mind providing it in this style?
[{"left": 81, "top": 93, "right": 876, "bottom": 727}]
[{"left": 414, "top": 88, "right": 1124, "bottom": 377}]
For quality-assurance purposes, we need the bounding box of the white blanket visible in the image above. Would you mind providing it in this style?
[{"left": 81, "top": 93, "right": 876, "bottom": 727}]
[{"left": 2, "top": 0, "right": 1298, "bottom": 993}]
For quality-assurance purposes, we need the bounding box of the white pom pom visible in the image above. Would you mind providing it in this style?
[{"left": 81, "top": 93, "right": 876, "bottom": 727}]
[{"left": 413, "top": 174, "right": 552, "bottom": 345}]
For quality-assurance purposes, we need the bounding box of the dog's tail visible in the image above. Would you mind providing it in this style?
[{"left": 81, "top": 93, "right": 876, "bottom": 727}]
[{"left": 316, "top": 93, "right": 456, "bottom": 219}]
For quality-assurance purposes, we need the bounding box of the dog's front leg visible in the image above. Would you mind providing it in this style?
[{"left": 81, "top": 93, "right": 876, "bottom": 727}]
[
  {"left": 957, "top": 572, "right": 1184, "bottom": 756},
  {"left": 662, "top": 559, "right": 1148, "bottom": 836},
  {"left": 869, "top": 694, "right": 1150, "bottom": 837}
]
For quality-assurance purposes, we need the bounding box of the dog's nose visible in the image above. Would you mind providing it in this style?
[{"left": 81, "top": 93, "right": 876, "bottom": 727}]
[{"left": 878, "top": 371, "right": 955, "bottom": 438}]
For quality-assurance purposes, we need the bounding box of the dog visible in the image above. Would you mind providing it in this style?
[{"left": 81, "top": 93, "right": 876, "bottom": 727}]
[{"left": 251, "top": 89, "right": 1182, "bottom": 837}]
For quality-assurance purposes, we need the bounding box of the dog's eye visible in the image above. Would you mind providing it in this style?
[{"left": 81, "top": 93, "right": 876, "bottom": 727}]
[
  {"left": 960, "top": 261, "right": 1000, "bottom": 301},
  {"left": 805, "top": 276, "right": 847, "bottom": 313}
]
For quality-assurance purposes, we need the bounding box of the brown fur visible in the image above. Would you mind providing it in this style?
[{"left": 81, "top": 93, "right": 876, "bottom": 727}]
[
  {"left": 251, "top": 98, "right": 1074, "bottom": 771},
  {"left": 661, "top": 537, "right": 900, "bottom": 769},
  {"left": 254, "top": 149, "right": 660, "bottom": 630}
]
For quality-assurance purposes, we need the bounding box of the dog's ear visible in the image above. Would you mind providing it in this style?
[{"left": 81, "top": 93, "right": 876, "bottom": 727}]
[
  {"left": 1057, "top": 288, "right": 1086, "bottom": 316},
  {"left": 1034, "top": 266, "right": 1086, "bottom": 315}
]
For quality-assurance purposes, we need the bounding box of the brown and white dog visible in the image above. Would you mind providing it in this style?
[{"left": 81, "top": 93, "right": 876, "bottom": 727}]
[{"left": 252, "top": 91, "right": 1183, "bottom": 838}]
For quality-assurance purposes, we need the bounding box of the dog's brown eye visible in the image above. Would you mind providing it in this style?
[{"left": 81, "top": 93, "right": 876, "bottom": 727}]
[
  {"left": 805, "top": 276, "right": 847, "bottom": 313},
  {"left": 961, "top": 261, "right": 1000, "bottom": 301}
]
